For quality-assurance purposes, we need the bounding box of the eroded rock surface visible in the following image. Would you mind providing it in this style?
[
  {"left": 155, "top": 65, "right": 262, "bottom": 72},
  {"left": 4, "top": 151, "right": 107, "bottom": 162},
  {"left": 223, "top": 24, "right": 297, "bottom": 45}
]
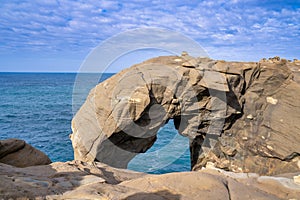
[
  {"left": 0, "top": 139, "right": 51, "bottom": 167},
  {"left": 0, "top": 161, "right": 299, "bottom": 200},
  {"left": 71, "top": 55, "right": 300, "bottom": 175}
]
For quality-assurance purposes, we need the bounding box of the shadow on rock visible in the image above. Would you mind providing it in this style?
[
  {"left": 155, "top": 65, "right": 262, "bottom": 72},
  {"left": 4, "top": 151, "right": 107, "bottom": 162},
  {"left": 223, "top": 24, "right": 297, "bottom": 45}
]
[
  {"left": 123, "top": 190, "right": 181, "bottom": 200},
  {"left": 0, "top": 160, "right": 147, "bottom": 199}
]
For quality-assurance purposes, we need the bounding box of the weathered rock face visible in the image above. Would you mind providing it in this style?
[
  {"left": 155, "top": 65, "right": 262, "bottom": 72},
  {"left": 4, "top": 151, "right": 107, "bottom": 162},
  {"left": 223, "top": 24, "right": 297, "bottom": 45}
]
[
  {"left": 71, "top": 55, "right": 300, "bottom": 175},
  {"left": 0, "top": 161, "right": 299, "bottom": 199},
  {"left": 197, "top": 59, "right": 300, "bottom": 175},
  {"left": 0, "top": 139, "right": 51, "bottom": 167}
]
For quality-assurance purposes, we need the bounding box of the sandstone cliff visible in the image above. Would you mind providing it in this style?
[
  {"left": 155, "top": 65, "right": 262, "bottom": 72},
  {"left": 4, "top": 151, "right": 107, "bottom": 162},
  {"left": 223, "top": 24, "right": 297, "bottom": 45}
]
[{"left": 71, "top": 55, "right": 300, "bottom": 175}]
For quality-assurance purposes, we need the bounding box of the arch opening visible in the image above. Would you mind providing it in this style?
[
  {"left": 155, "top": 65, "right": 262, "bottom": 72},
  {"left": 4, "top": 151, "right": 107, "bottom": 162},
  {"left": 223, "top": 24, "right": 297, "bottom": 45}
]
[{"left": 127, "top": 119, "right": 191, "bottom": 174}]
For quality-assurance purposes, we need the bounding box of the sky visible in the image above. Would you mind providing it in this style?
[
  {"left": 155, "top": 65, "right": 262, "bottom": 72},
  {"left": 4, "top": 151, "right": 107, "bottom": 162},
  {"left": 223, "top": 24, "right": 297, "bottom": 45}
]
[{"left": 0, "top": 0, "right": 300, "bottom": 72}]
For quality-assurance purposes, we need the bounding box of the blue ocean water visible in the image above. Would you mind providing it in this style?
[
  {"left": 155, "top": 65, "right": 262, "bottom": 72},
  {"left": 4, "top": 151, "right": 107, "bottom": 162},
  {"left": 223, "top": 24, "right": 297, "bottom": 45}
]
[{"left": 0, "top": 73, "right": 190, "bottom": 173}]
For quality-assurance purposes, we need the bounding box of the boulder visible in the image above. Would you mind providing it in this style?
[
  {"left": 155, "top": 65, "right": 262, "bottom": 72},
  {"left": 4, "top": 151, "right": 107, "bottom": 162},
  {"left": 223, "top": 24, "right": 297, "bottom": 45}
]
[
  {"left": 0, "top": 161, "right": 299, "bottom": 199},
  {"left": 0, "top": 139, "right": 51, "bottom": 167},
  {"left": 70, "top": 55, "right": 300, "bottom": 175}
]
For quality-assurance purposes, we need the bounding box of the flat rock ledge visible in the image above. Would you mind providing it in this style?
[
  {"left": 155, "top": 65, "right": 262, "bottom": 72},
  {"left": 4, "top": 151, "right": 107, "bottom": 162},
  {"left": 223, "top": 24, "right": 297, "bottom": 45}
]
[{"left": 0, "top": 160, "right": 299, "bottom": 200}]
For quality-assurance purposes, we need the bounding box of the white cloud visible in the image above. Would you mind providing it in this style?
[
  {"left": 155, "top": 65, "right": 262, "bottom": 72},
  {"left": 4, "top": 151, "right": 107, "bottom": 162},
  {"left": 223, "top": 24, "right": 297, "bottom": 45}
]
[{"left": 0, "top": 0, "right": 299, "bottom": 63}]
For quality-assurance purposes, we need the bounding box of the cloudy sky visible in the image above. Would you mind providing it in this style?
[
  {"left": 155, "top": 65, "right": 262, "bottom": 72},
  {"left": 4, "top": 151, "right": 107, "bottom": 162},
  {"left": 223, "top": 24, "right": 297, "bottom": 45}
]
[{"left": 0, "top": 0, "right": 299, "bottom": 72}]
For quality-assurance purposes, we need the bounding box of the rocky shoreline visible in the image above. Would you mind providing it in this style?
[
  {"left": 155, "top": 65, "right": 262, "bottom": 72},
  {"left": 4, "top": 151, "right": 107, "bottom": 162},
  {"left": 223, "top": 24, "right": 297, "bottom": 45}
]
[{"left": 1, "top": 55, "right": 300, "bottom": 199}]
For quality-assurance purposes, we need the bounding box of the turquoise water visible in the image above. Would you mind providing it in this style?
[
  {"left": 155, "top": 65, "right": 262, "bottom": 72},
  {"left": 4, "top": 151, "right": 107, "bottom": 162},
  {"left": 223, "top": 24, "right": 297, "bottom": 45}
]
[{"left": 0, "top": 73, "right": 190, "bottom": 173}]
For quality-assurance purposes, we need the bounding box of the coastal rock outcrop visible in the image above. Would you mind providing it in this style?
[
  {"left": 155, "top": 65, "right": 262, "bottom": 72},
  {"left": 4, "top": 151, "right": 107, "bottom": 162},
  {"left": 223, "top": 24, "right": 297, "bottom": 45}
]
[
  {"left": 0, "top": 139, "right": 51, "bottom": 167},
  {"left": 0, "top": 161, "right": 299, "bottom": 199},
  {"left": 71, "top": 55, "right": 300, "bottom": 175}
]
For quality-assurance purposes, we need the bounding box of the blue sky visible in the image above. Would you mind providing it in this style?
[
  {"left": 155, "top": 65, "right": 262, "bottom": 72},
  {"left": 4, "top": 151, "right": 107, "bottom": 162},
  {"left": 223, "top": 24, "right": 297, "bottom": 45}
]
[{"left": 0, "top": 0, "right": 299, "bottom": 72}]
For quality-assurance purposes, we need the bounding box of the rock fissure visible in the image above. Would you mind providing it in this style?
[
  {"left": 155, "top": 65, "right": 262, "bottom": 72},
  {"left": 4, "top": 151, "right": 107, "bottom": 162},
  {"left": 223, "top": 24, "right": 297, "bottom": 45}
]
[
  {"left": 223, "top": 181, "right": 231, "bottom": 200},
  {"left": 85, "top": 134, "right": 102, "bottom": 159}
]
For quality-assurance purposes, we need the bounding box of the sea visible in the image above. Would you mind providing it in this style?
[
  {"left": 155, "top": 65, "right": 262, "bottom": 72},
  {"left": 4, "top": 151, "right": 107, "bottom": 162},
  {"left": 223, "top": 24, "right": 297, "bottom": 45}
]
[{"left": 0, "top": 72, "right": 190, "bottom": 174}]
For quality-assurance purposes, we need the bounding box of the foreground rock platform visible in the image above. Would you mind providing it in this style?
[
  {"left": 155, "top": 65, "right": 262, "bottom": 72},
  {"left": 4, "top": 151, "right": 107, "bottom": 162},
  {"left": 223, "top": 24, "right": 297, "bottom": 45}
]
[
  {"left": 71, "top": 55, "right": 300, "bottom": 175},
  {"left": 0, "top": 160, "right": 299, "bottom": 199}
]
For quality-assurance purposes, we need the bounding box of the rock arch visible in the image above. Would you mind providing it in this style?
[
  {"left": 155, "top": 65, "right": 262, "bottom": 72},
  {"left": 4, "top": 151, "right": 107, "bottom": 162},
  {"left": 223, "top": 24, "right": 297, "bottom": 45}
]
[{"left": 71, "top": 55, "right": 300, "bottom": 175}]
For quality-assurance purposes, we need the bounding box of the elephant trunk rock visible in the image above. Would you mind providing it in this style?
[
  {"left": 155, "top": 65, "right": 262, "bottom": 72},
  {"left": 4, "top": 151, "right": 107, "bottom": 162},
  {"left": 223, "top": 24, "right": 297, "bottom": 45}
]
[{"left": 71, "top": 55, "right": 300, "bottom": 175}]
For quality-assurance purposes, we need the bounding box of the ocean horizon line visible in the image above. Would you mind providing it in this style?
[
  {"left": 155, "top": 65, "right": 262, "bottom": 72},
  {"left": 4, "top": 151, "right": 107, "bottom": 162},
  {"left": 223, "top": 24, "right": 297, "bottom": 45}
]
[{"left": 0, "top": 71, "right": 116, "bottom": 74}]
